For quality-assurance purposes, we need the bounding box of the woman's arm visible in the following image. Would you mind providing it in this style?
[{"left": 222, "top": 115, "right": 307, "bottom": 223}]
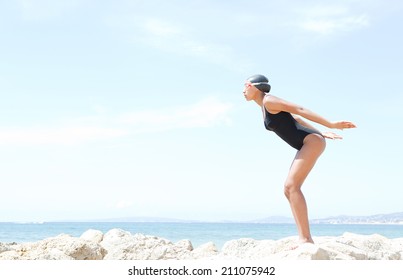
[
  {"left": 291, "top": 114, "right": 318, "bottom": 130},
  {"left": 292, "top": 114, "right": 343, "bottom": 139},
  {"left": 265, "top": 95, "right": 356, "bottom": 130}
]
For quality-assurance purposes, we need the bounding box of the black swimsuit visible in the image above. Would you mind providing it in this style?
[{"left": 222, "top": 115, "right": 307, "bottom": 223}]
[{"left": 263, "top": 106, "right": 321, "bottom": 150}]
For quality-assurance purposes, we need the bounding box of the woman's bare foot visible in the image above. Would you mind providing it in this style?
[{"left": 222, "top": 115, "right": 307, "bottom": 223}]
[
  {"left": 299, "top": 237, "right": 314, "bottom": 244},
  {"left": 287, "top": 237, "right": 314, "bottom": 251}
]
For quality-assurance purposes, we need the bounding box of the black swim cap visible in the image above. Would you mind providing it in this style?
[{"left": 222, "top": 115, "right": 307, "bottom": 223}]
[{"left": 247, "top": 74, "right": 271, "bottom": 93}]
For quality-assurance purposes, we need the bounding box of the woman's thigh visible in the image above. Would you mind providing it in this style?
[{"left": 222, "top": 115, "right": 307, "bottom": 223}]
[{"left": 285, "top": 134, "right": 326, "bottom": 188}]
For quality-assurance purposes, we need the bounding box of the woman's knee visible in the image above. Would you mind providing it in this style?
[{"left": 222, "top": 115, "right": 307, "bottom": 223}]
[{"left": 284, "top": 180, "right": 301, "bottom": 199}]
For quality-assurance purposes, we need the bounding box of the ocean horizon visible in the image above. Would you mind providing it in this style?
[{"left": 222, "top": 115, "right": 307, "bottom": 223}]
[{"left": 1, "top": 222, "right": 402, "bottom": 249}]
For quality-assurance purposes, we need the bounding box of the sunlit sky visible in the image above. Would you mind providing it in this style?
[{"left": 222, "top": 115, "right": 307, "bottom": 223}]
[{"left": 1, "top": 0, "right": 402, "bottom": 222}]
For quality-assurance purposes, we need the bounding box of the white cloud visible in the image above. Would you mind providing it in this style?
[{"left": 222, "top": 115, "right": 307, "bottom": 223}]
[
  {"left": 0, "top": 126, "right": 127, "bottom": 146},
  {"left": 300, "top": 14, "right": 369, "bottom": 35},
  {"left": 119, "top": 97, "right": 233, "bottom": 132},
  {"left": 137, "top": 17, "right": 249, "bottom": 72},
  {"left": 0, "top": 97, "right": 233, "bottom": 146},
  {"left": 301, "top": 5, "right": 350, "bottom": 18},
  {"left": 295, "top": 4, "right": 370, "bottom": 35}
]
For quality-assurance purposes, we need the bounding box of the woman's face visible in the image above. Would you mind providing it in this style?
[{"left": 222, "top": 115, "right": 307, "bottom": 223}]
[{"left": 243, "top": 81, "right": 259, "bottom": 101}]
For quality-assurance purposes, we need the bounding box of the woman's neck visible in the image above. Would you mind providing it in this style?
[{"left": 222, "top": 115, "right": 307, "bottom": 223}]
[{"left": 254, "top": 92, "right": 266, "bottom": 107}]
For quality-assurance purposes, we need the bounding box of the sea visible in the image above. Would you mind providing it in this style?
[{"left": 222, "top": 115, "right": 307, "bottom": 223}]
[{"left": 1, "top": 222, "right": 402, "bottom": 249}]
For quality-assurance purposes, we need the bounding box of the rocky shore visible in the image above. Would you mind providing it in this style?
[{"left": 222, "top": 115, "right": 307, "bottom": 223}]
[{"left": 1, "top": 229, "right": 402, "bottom": 260}]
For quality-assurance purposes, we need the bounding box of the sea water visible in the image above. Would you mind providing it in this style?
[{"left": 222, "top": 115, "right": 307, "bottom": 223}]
[{"left": 1, "top": 222, "right": 402, "bottom": 249}]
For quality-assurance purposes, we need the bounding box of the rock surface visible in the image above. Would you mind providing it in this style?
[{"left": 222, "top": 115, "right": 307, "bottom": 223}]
[
  {"left": 0, "top": 230, "right": 402, "bottom": 260},
  {"left": 0, "top": 234, "right": 106, "bottom": 260}
]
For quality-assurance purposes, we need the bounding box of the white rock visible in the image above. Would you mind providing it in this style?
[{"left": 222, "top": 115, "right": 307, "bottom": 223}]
[
  {"left": 318, "top": 241, "right": 368, "bottom": 260},
  {"left": 0, "top": 248, "right": 73, "bottom": 260},
  {"left": 80, "top": 229, "right": 104, "bottom": 243},
  {"left": 270, "top": 243, "right": 330, "bottom": 260},
  {"left": 270, "top": 236, "right": 299, "bottom": 254},
  {"left": 337, "top": 232, "right": 401, "bottom": 260},
  {"left": 0, "top": 243, "right": 11, "bottom": 254},
  {"left": 1, "top": 229, "right": 402, "bottom": 260},
  {"left": 175, "top": 239, "right": 193, "bottom": 251},
  {"left": 41, "top": 234, "right": 106, "bottom": 260},
  {"left": 101, "top": 228, "right": 133, "bottom": 247},
  {"left": 392, "top": 238, "right": 403, "bottom": 260},
  {"left": 221, "top": 238, "right": 277, "bottom": 259},
  {"left": 101, "top": 229, "right": 193, "bottom": 260},
  {"left": 0, "top": 234, "right": 106, "bottom": 260},
  {"left": 191, "top": 242, "right": 218, "bottom": 259},
  {"left": 220, "top": 235, "right": 371, "bottom": 260}
]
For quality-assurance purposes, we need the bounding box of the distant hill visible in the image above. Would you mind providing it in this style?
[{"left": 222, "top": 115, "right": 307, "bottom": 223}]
[
  {"left": 248, "top": 216, "right": 294, "bottom": 224},
  {"left": 251, "top": 212, "right": 403, "bottom": 225},
  {"left": 60, "top": 212, "right": 403, "bottom": 224},
  {"left": 311, "top": 212, "right": 403, "bottom": 225},
  {"left": 85, "top": 216, "right": 201, "bottom": 223}
]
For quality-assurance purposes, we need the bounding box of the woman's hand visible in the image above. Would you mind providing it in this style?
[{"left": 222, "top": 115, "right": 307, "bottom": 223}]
[
  {"left": 331, "top": 121, "right": 357, "bottom": 130},
  {"left": 323, "top": 121, "right": 356, "bottom": 139},
  {"left": 322, "top": 132, "right": 343, "bottom": 140}
]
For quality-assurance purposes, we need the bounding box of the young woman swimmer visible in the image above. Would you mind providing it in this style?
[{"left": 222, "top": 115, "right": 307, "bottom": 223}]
[{"left": 243, "top": 74, "right": 356, "bottom": 244}]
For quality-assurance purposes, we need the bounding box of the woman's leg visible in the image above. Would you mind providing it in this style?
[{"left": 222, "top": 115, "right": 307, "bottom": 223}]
[{"left": 284, "top": 134, "right": 326, "bottom": 243}]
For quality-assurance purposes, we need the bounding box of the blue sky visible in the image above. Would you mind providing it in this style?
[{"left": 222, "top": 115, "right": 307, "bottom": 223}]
[{"left": 0, "top": 0, "right": 402, "bottom": 222}]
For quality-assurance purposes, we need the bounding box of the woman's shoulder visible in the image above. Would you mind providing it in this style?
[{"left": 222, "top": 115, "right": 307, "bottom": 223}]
[{"left": 263, "top": 95, "right": 282, "bottom": 114}]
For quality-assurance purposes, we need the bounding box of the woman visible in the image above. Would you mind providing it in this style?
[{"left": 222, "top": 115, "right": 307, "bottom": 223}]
[{"left": 243, "top": 74, "right": 356, "bottom": 244}]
